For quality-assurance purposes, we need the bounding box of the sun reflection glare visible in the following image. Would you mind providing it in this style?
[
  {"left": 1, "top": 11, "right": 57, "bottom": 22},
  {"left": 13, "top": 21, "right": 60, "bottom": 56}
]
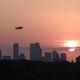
[{"left": 64, "top": 40, "right": 80, "bottom": 52}]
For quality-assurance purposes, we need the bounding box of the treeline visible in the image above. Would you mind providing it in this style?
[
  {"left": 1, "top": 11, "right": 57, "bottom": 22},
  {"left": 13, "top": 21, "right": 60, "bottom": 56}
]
[{"left": 0, "top": 60, "right": 80, "bottom": 79}]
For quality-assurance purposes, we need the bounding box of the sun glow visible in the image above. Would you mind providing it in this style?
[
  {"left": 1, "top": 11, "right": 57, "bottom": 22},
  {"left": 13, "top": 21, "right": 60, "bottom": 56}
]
[
  {"left": 64, "top": 40, "right": 80, "bottom": 52},
  {"left": 64, "top": 40, "right": 79, "bottom": 47},
  {"left": 69, "top": 47, "right": 76, "bottom": 52}
]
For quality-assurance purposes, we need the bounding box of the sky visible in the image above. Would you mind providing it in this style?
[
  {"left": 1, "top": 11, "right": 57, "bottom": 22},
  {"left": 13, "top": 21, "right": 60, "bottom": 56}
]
[{"left": 0, "top": 0, "right": 80, "bottom": 61}]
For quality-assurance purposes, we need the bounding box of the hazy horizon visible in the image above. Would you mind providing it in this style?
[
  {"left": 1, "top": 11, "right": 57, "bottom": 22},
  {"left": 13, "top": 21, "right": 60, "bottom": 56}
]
[{"left": 0, "top": 45, "right": 80, "bottom": 62}]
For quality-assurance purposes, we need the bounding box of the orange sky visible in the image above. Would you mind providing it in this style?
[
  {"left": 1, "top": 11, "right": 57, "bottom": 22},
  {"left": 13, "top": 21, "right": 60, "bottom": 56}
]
[{"left": 0, "top": 0, "right": 80, "bottom": 61}]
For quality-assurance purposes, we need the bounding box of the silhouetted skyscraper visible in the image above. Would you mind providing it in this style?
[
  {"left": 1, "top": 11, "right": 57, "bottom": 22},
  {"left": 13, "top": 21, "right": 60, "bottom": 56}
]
[
  {"left": 44, "top": 52, "right": 52, "bottom": 62},
  {"left": 60, "top": 53, "right": 66, "bottom": 61},
  {"left": 0, "top": 50, "right": 2, "bottom": 60},
  {"left": 76, "top": 56, "right": 80, "bottom": 63},
  {"left": 30, "top": 42, "right": 42, "bottom": 61},
  {"left": 19, "top": 53, "right": 26, "bottom": 59},
  {"left": 52, "top": 50, "right": 59, "bottom": 62},
  {"left": 13, "top": 43, "right": 19, "bottom": 60}
]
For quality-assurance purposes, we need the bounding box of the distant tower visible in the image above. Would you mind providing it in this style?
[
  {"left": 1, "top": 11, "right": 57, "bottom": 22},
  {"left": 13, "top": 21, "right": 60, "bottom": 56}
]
[
  {"left": 44, "top": 52, "right": 52, "bottom": 62},
  {"left": 19, "top": 53, "right": 26, "bottom": 59},
  {"left": 0, "top": 50, "right": 2, "bottom": 60},
  {"left": 13, "top": 43, "right": 19, "bottom": 60},
  {"left": 52, "top": 50, "right": 59, "bottom": 62},
  {"left": 60, "top": 53, "right": 66, "bottom": 61},
  {"left": 30, "top": 42, "right": 42, "bottom": 61},
  {"left": 76, "top": 56, "right": 80, "bottom": 63}
]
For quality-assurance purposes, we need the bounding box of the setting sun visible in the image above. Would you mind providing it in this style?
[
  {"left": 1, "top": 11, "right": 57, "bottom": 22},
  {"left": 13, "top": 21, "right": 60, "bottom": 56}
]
[
  {"left": 64, "top": 40, "right": 80, "bottom": 52},
  {"left": 64, "top": 40, "right": 79, "bottom": 48}
]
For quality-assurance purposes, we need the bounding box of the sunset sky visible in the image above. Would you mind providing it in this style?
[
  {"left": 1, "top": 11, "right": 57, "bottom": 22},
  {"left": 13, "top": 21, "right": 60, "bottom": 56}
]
[{"left": 0, "top": 0, "right": 80, "bottom": 61}]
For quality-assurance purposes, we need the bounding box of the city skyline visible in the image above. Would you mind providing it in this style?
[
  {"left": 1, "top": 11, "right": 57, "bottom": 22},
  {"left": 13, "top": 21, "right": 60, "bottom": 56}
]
[
  {"left": 0, "top": 42, "right": 80, "bottom": 62},
  {"left": 0, "top": 42, "right": 67, "bottom": 62}
]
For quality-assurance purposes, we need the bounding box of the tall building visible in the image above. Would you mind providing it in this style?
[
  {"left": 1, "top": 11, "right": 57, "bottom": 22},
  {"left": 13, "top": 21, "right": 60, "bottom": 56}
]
[
  {"left": 0, "top": 50, "right": 2, "bottom": 60},
  {"left": 41, "top": 56, "right": 45, "bottom": 62},
  {"left": 13, "top": 43, "right": 19, "bottom": 60},
  {"left": 44, "top": 52, "right": 52, "bottom": 62},
  {"left": 30, "top": 42, "right": 42, "bottom": 61},
  {"left": 60, "top": 53, "right": 66, "bottom": 61},
  {"left": 19, "top": 53, "right": 26, "bottom": 59},
  {"left": 52, "top": 50, "right": 59, "bottom": 62},
  {"left": 76, "top": 56, "right": 80, "bottom": 63}
]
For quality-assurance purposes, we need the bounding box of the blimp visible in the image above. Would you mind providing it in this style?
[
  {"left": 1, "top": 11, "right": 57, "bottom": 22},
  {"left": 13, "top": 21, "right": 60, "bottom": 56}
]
[{"left": 15, "top": 26, "right": 23, "bottom": 30}]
